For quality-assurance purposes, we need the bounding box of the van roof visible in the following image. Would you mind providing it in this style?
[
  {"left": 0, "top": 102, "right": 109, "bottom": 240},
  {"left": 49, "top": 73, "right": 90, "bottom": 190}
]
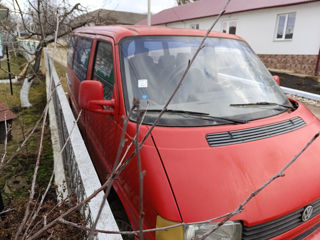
[{"left": 72, "top": 25, "right": 243, "bottom": 43}]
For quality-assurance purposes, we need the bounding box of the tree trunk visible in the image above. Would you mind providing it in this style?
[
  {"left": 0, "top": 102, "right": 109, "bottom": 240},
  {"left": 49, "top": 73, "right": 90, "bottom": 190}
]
[{"left": 32, "top": 42, "right": 45, "bottom": 75}]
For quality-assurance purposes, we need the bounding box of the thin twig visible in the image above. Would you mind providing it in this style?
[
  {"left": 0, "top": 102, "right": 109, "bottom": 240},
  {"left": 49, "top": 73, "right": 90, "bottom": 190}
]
[
  {"left": 87, "top": 105, "right": 135, "bottom": 239},
  {"left": 14, "top": 102, "right": 49, "bottom": 240},
  {"left": 134, "top": 100, "right": 145, "bottom": 240},
  {"left": 0, "top": 208, "right": 14, "bottom": 215},
  {"left": 59, "top": 109, "right": 82, "bottom": 154},
  {"left": 139, "top": 0, "right": 231, "bottom": 149},
  {"left": 23, "top": 193, "right": 42, "bottom": 239},
  {"left": 27, "top": 197, "right": 67, "bottom": 237},
  {"left": 23, "top": 171, "right": 54, "bottom": 238},
  {"left": 14, "top": 0, "right": 34, "bottom": 34},
  {"left": 197, "top": 130, "right": 320, "bottom": 240},
  {"left": 30, "top": 104, "right": 144, "bottom": 239},
  {"left": 0, "top": 79, "right": 61, "bottom": 173},
  {"left": 0, "top": 106, "right": 45, "bottom": 173},
  {"left": 1, "top": 114, "right": 8, "bottom": 164},
  {"left": 59, "top": 212, "right": 231, "bottom": 235},
  {"left": 28, "top": 172, "right": 117, "bottom": 240}
]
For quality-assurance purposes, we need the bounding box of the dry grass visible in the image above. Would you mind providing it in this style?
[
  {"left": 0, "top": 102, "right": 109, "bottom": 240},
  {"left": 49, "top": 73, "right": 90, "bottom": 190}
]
[
  {"left": 0, "top": 53, "right": 26, "bottom": 80},
  {"left": 53, "top": 60, "right": 68, "bottom": 92},
  {"left": 0, "top": 71, "right": 84, "bottom": 239}
]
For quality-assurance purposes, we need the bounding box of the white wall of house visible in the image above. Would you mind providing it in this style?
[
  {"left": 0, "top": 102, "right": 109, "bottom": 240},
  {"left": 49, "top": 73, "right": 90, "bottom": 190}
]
[{"left": 165, "top": 2, "right": 320, "bottom": 55}]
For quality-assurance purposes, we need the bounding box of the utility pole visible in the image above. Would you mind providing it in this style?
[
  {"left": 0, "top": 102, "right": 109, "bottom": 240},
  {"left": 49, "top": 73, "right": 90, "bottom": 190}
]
[{"left": 147, "top": 0, "right": 151, "bottom": 26}]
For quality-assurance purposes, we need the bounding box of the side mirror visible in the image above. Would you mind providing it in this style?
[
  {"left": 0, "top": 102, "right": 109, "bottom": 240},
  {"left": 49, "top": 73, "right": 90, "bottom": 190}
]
[
  {"left": 79, "top": 80, "right": 115, "bottom": 114},
  {"left": 273, "top": 75, "right": 280, "bottom": 85}
]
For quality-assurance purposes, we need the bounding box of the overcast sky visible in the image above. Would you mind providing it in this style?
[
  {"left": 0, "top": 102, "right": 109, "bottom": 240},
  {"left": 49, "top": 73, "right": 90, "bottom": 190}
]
[
  {"left": 3, "top": 0, "right": 177, "bottom": 14},
  {"left": 70, "top": 0, "right": 177, "bottom": 13}
]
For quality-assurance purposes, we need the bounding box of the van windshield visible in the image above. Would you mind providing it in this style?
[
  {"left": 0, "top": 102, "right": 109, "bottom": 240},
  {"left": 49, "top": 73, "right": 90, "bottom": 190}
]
[{"left": 120, "top": 36, "right": 292, "bottom": 126}]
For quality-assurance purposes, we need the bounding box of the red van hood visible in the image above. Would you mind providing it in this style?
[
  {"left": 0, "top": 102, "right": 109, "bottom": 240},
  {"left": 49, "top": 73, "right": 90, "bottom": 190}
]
[{"left": 150, "top": 113, "right": 320, "bottom": 225}]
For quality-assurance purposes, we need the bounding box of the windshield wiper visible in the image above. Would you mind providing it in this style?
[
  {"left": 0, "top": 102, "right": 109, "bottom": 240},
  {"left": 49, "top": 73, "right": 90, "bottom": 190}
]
[
  {"left": 143, "top": 109, "right": 247, "bottom": 124},
  {"left": 146, "top": 109, "right": 209, "bottom": 116},
  {"left": 230, "top": 102, "right": 294, "bottom": 111}
]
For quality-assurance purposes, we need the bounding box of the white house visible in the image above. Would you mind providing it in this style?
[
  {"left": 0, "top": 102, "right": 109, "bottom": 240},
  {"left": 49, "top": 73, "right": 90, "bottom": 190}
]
[{"left": 139, "top": 0, "right": 320, "bottom": 76}]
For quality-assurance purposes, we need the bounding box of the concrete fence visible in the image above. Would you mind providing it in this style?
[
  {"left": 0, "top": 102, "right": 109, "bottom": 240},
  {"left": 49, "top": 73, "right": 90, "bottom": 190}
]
[{"left": 44, "top": 48, "right": 122, "bottom": 240}]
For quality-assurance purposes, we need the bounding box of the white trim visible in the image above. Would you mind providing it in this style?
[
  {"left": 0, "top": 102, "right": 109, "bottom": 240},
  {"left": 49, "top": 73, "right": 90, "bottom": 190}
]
[
  {"left": 281, "top": 86, "right": 320, "bottom": 102},
  {"left": 274, "top": 12, "right": 296, "bottom": 41}
]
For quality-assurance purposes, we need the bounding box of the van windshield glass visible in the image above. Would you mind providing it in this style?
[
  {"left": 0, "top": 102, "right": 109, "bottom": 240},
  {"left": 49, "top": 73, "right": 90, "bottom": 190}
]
[{"left": 120, "top": 36, "right": 292, "bottom": 126}]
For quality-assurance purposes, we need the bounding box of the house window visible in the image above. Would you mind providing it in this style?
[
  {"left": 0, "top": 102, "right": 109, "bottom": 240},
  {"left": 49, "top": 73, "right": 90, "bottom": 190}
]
[
  {"left": 222, "top": 21, "right": 237, "bottom": 35},
  {"left": 190, "top": 23, "right": 199, "bottom": 29},
  {"left": 275, "top": 12, "right": 296, "bottom": 40}
]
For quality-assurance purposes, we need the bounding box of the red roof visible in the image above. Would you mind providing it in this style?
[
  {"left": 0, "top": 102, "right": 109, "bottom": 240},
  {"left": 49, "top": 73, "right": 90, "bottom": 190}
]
[
  {"left": 0, "top": 102, "right": 17, "bottom": 122},
  {"left": 138, "top": 0, "right": 318, "bottom": 25}
]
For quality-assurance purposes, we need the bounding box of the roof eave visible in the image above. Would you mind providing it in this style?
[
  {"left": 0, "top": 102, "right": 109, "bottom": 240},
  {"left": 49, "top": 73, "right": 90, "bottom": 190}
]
[{"left": 152, "top": 0, "right": 318, "bottom": 26}]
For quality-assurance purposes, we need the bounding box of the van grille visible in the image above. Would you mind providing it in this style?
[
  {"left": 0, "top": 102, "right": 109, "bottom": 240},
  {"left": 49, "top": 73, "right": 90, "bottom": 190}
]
[
  {"left": 242, "top": 198, "right": 320, "bottom": 240},
  {"left": 206, "top": 117, "right": 305, "bottom": 147}
]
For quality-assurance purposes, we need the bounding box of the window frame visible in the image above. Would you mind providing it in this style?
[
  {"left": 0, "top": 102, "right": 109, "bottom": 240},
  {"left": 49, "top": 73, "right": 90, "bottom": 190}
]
[
  {"left": 67, "top": 36, "right": 77, "bottom": 68},
  {"left": 274, "top": 12, "right": 296, "bottom": 41},
  {"left": 190, "top": 23, "right": 200, "bottom": 29},
  {"left": 92, "top": 40, "right": 115, "bottom": 100},
  {"left": 73, "top": 37, "right": 93, "bottom": 81},
  {"left": 221, "top": 20, "right": 237, "bottom": 35}
]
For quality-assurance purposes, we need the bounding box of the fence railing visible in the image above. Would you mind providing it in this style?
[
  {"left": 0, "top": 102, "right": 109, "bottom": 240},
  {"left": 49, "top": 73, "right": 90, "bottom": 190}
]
[{"left": 44, "top": 48, "right": 122, "bottom": 240}]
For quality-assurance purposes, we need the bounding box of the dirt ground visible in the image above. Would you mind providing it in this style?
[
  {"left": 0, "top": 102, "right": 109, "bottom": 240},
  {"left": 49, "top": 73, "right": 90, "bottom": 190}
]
[
  {"left": 271, "top": 71, "right": 320, "bottom": 119},
  {"left": 271, "top": 71, "right": 320, "bottom": 95}
]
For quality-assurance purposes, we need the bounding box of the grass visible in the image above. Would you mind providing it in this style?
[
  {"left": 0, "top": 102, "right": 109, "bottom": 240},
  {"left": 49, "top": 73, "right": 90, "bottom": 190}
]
[
  {"left": 53, "top": 60, "right": 68, "bottom": 91},
  {"left": 0, "top": 77, "right": 53, "bottom": 200},
  {"left": 0, "top": 62, "right": 85, "bottom": 239},
  {"left": 0, "top": 53, "right": 26, "bottom": 80}
]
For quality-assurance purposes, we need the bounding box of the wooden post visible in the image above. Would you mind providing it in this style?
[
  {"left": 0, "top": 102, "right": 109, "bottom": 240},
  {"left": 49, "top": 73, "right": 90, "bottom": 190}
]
[
  {"left": 5, "top": 46, "right": 13, "bottom": 95},
  {"left": 315, "top": 48, "right": 320, "bottom": 76},
  {"left": 0, "top": 191, "right": 4, "bottom": 213}
]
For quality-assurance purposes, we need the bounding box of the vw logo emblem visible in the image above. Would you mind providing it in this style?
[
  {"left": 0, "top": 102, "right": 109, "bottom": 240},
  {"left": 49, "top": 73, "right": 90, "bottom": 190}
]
[{"left": 302, "top": 205, "right": 313, "bottom": 222}]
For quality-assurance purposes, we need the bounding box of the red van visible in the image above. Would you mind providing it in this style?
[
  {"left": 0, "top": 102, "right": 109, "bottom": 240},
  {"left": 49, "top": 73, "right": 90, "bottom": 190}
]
[{"left": 67, "top": 25, "right": 320, "bottom": 240}]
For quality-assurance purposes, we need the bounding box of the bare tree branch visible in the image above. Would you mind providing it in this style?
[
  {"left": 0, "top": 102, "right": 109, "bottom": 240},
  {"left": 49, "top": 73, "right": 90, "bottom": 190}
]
[
  {"left": 197, "top": 130, "right": 320, "bottom": 239},
  {"left": 14, "top": 0, "right": 34, "bottom": 34},
  {"left": 1, "top": 114, "right": 9, "bottom": 164},
  {"left": 59, "top": 110, "right": 82, "bottom": 154},
  {"left": 23, "top": 171, "right": 54, "bottom": 239},
  {"left": 0, "top": 208, "right": 14, "bottom": 215},
  {"left": 0, "top": 107, "right": 45, "bottom": 173},
  {"left": 59, "top": 3, "right": 81, "bottom": 24},
  {"left": 14, "top": 103, "right": 49, "bottom": 240},
  {"left": 134, "top": 100, "right": 146, "bottom": 240}
]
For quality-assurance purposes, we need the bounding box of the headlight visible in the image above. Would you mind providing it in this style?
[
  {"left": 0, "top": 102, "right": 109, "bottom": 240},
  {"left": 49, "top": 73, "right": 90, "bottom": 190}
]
[{"left": 184, "top": 221, "right": 242, "bottom": 240}]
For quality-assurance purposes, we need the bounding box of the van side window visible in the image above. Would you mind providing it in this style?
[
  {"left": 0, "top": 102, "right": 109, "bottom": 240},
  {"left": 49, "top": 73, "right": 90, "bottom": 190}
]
[
  {"left": 92, "top": 41, "right": 114, "bottom": 100},
  {"left": 67, "top": 36, "right": 76, "bottom": 68},
  {"left": 73, "top": 38, "right": 92, "bottom": 81}
]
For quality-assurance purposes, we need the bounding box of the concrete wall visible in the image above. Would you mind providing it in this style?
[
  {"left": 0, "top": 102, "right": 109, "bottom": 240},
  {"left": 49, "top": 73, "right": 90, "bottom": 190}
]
[{"left": 44, "top": 49, "right": 122, "bottom": 240}]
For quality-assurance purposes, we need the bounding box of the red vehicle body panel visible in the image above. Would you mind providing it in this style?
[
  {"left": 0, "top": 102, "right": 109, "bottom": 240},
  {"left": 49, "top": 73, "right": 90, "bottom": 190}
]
[
  {"left": 151, "top": 103, "right": 320, "bottom": 224},
  {"left": 67, "top": 25, "right": 320, "bottom": 239}
]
